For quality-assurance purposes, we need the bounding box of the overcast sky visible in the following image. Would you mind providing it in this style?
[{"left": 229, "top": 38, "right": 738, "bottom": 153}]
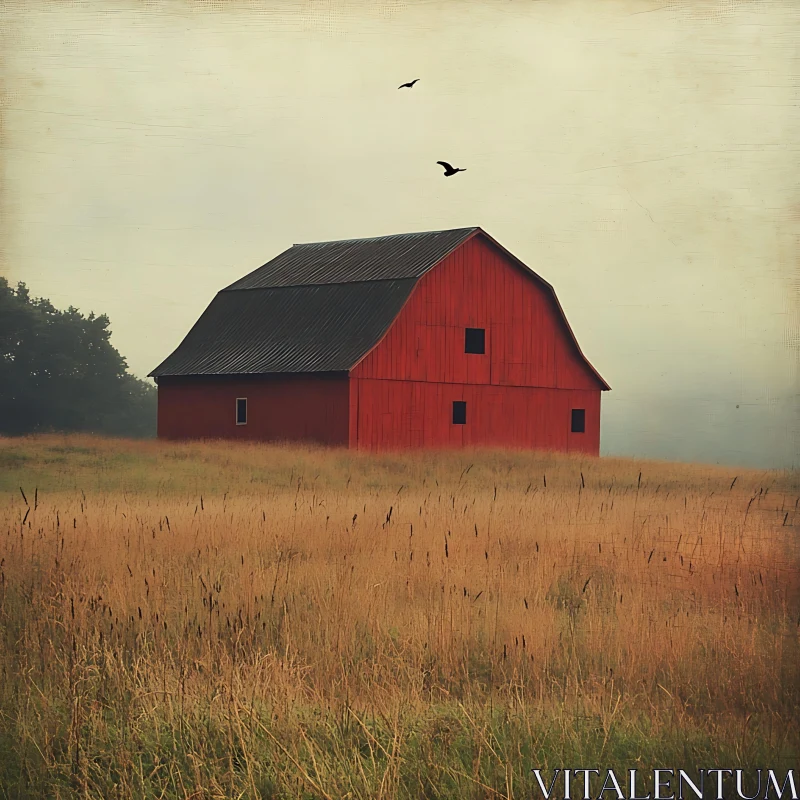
[{"left": 2, "top": 0, "right": 798, "bottom": 469}]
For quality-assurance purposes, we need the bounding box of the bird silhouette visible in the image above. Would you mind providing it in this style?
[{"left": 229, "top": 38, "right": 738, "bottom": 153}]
[
  {"left": 437, "top": 160, "right": 466, "bottom": 177},
  {"left": 398, "top": 78, "right": 420, "bottom": 89}
]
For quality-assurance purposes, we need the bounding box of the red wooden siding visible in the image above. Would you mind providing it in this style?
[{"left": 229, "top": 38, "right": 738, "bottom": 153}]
[
  {"left": 349, "top": 235, "right": 603, "bottom": 453},
  {"left": 352, "top": 378, "right": 600, "bottom": 453},
  {"left": 352, "top": 236, "right": 601, "bottom": 391},
  {"left": 156, "top": 375, "right": 349, "bottom": 445}
]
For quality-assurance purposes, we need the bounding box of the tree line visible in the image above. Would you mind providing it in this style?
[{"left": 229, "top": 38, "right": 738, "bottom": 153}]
[{"left": 0, "top": 277, "right": 156, "bottom": 437}]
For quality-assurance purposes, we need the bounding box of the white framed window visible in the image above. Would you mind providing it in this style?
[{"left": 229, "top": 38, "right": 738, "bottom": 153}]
[{"left": 236, "top": 397, "right": 247, "bottom": 425}]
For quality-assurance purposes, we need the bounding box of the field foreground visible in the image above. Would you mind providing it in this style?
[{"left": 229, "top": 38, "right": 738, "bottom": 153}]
[{"left": 0, "top": 436, "right": 798, "bottom": 799}]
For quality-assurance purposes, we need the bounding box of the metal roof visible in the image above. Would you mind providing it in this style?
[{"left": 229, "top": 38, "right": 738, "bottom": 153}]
[
  {"left": 148, "top": 279, "right": 416, "bottom": 377},
  {"left": 148, "top": 226, "right": 610, "bottom": 389},
  {"left": 224, "top": 227, "right": 479, "bottom": 289}
]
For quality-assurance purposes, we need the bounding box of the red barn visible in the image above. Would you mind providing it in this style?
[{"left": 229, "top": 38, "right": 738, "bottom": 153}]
[{"left": 149, "top": 227, "right": 610, "bottom": 453}]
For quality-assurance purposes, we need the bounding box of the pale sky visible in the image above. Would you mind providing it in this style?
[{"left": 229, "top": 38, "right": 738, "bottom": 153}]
[{"left": 2, "top": 0, "right": 798, "bottom": 469}]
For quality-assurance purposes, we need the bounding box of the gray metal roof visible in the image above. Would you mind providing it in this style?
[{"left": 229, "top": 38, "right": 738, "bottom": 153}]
[
  {"left": 148, "top": 279, "right": 416, "bottom": 377},
  {"left": 148, "top": 226, "right": 610, "bottom": 389},
  {"left": 225, "top": 227, "right": 478, "bottom": 289}
]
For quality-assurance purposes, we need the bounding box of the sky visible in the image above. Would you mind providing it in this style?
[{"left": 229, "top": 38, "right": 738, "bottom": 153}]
[{"left": 1, "top": 0, "right": 798, "bottom": 469}]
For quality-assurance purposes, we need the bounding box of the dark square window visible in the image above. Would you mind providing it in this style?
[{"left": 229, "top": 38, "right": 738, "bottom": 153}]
[
  {"left": 465, "top": 327, "right": 485, "bottom": 354},
  {"left": 236, "top": 397, "right": 247, "bottom": 425},
  {"left": 571, "top": 408, "right": 585, "bottom": 434},
  {"left": 453, "top": 401, "right": 467, "bottom": 425}
]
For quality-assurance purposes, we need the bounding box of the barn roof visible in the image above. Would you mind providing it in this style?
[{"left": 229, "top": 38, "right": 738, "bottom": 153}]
[
  {"left": 148, "top": 227, "right": 610, "bottom": 389},
  {"left": 225, "top": 227, "right": 478, "bottom": 289},
  {"left": 149, "top": 279, "right": 417, "bottom": 377}
]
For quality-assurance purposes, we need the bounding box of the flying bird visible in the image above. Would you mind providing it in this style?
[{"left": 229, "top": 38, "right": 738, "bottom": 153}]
[
  {"left": 398, "top": 78, "right": 420, "bottom": 89},
  {"left": 437, "top": 160, "right": 466, "bottom": 177}
]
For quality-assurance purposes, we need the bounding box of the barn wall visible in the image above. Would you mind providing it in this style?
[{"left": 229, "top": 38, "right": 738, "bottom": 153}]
[
  {"left": 352, "top": 378, "right": 601, "bottom": 454},
  {"left": 156, "top": 374, "right": 349, "bottom": 445},
  {"left": 352, "top": 235, "right": 601, "bottom": 391},
  {"left": 349, "top": 234, "right": 604, "bottom": 453}
]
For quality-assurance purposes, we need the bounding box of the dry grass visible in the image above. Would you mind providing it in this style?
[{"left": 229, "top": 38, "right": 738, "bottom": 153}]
[{"left": 0, "top": 435, "right": 798, "bottom": 799}]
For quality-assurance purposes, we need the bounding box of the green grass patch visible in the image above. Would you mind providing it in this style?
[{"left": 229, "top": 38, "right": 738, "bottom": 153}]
[{"left": 0, "top": 700, "right": 796, "bottom": 800}]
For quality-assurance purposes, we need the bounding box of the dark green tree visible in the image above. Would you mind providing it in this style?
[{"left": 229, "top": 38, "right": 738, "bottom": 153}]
[{"left": 0, "top": 277, "right": 156, "bottom": 437}]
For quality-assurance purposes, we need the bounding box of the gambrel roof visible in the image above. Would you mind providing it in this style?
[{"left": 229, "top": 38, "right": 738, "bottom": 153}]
[{"left": 148, "top": 227, "right": 610, "bottom": 389}]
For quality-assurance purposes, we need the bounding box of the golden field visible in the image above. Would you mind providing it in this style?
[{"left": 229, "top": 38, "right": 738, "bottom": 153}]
[{"left": 0, "top": 435, "right": 798, "bottom": 799}]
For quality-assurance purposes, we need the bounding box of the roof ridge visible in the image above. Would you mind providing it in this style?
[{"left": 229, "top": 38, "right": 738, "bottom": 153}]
[{"left": 290, "top": 226, "right": 481, "bottom": 247}]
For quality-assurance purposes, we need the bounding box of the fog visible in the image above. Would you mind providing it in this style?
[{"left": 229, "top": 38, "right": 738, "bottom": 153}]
[{"left": 2, "top": 0, "right": 798, "bottom": 468}]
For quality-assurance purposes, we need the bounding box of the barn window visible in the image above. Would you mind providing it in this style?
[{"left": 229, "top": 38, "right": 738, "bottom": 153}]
[
  {"left": 465, "top": 327, "right": 485, "bottom": 354},
  {"left": 452, "top": 401, "right": 467, "bottom": 425},
  {"left": 571, "top": 408, "right": 585, "bottom": 433},
  {"left": 236, "top": 398, "right": 247, "bottom": 425}
]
